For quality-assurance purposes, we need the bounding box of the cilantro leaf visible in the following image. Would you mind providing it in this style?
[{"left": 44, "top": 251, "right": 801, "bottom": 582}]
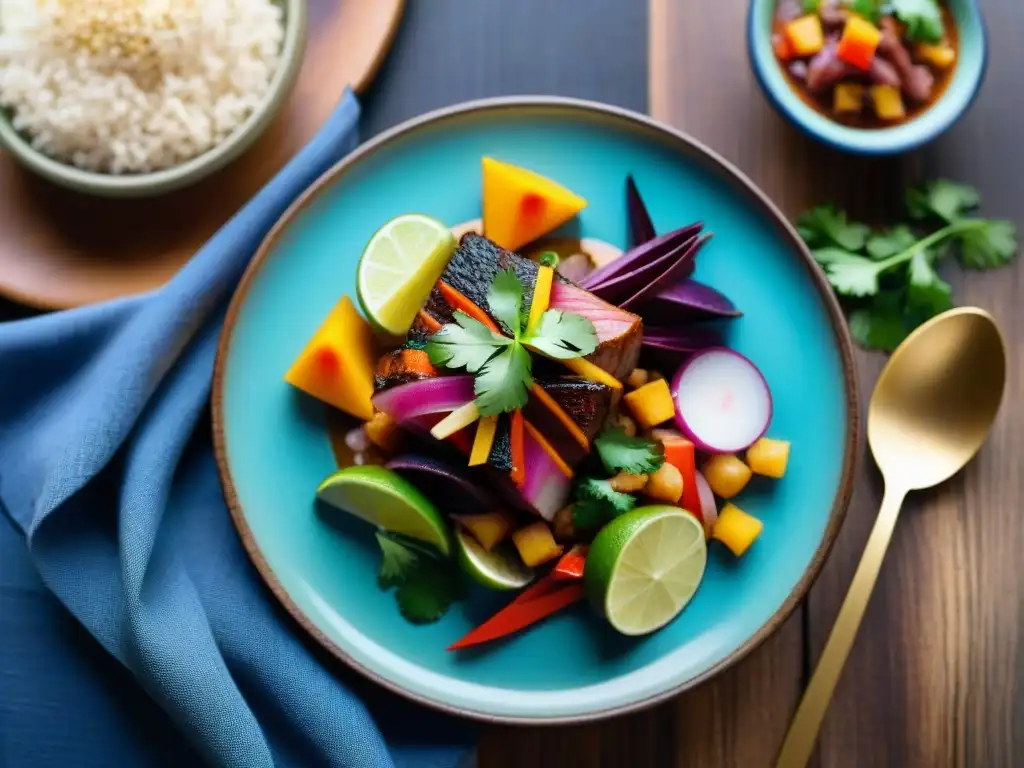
[
  {"left": 812, "top": 247, "right": 869, "bottom": 266},
  {"left": 907, "top": 251, "right": 953, "bottom": 315},
  {"left": 802, "top": 0, "right": 820, "bottom": 11},
  {"left": 824, "top": 259, "right": 882, "bottom": 297},
  {"left": 594, "top": 427, "right": 664, "bottom": 475},
  {"left": 907, "top": 180, "right": 980, "bottom": 223},
  {"left": 376, "top": 532, "right": 420, "bottom": 589},
  {"left": 524, "top": 310, "right": 599, "bottom": 360},
  {"left": 488, "top": 268, "right": 524, "bottom": 338},
  {"left": 572, "top": 477, "right": 636, "bottom": 528},
  {"left": 959, "top": 220, "right": 1018, "bottom": 269},
  {"left": 891, "top": 0, "right": 945, "bottom": 43},
  {"left": 396, "top": 564, "right": 458, "bottom": 624},
  {"left": 866, "top": 226, "right": 917, "bottom": 260},
  {"left": 426, "top": 311, "right": 510, "bottom": 372},
  {"left": 849, "top": 0, "right": 881, "bottom": 21},
  {"left": 849, "top": 303, "right": 913, "bottom": 352},
  {"left": 796, "top": 205, "right": 870, "bottom": 251},
  {"left": 474, "top": 343, "right": 533, "bottom": 416}
]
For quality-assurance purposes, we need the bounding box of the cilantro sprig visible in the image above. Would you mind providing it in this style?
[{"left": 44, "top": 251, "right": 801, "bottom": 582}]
[
  {"left": 890, "top": 0, "right": 945, "bottom": 44},
  {"left": 593, "top": 426, "right": 664, "bottom": 475},
  {"left": 572, "top": 477, "right": 637, "bottom": 528},
  {"left": 798, "top": 181, "right": 1018, "bottom": 352},
  {"left": 375, "top": 532, "right": 460, "bottom": 624},
  {"left": 426, "top": 269, "right": 599, "bottom": 416}
]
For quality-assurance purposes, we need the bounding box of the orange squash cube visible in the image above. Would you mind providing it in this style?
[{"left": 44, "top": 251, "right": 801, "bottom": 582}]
[
  {"left": 784, "top": 14, "right": 825, "bottom": 57},
  {"left": 455, "top": 512, "right": 515, "bottom": 552},
  {"left": 746, "top": 438, "right": 791, "bottom": 479},
  {"left": 837, "top": 16, "right": 882, "bottom": 71},
  {"left": 713, "top": 504, "right": 764, "bottom": 557},
  {"left": 622, "top": 379, "right": 675, "bottom": 430},
  {"left": 512, "top": 522, "right": 564, "bottom": 567}
]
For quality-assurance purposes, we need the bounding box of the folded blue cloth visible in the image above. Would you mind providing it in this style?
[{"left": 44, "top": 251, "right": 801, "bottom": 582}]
[{"left": 0, "top": 90, "right": 474, "bottom": 768}]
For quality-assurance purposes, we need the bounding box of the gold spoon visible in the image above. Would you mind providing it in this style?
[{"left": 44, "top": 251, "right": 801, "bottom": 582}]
[{"left": 776, "top": 306, "right": 1006, "bottom": 768}]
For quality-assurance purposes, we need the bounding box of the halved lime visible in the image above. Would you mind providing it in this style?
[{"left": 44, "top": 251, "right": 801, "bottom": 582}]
[
  {"left": 357, "top": 214, "right": 457, "bottom": 335},
  {"left": 455, "top": 528, "right": 534, "bottom": 591},
  {"left": 584, "top": 506, "right": 707, "bottom": 636},
  {"left": 316, "top": 465, "right": 453, "bottom": 556}
]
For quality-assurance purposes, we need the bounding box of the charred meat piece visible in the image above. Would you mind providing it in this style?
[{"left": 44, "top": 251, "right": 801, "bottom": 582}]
[
  {"left": 524, "top": 376, "right": 613, "bottom": 466},
  {"left": 868, "top": 55, "right": 902, "bottom": 88},
  {"left": 424, "top": 233, "right": 643, "bottom": 383},
  {"left": 374, "top": 345, "right": 438, "bottom": 392},
  {"left": 879, "top": 17, "right": 934, "bottom": 102}
]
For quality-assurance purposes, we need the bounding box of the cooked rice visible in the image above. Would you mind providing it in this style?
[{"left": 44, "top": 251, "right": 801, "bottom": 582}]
[{"left": 0, "top": 0, "right": 284, "bottom": 174}]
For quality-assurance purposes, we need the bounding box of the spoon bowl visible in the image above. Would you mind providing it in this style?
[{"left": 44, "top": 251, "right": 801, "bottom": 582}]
[
  {"left": 869, "top": 307, "right": 1006, "bottom": 491},
  {"left": 777, "top": 307, "right": 1006, "bottom": 768}
]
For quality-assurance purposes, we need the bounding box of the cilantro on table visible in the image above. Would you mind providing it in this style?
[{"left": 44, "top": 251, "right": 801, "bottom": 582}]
[
  {"left": 375, "top": 532, "right": 459, "bottom": 624},
  {"left": 593, "top": 426, "right": 664, "bottom": 475},
  {"left": 571, "top": 477, "right": 637, "bottom": 528},
  {"left": 797, "top": 181, "right": 1018, "bottom": 352},
  {"left": 426, "top": 269, "right": 598, "bottom": 416}
]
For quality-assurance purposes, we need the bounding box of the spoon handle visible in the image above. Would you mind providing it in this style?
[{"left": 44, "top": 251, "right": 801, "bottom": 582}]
[{"left": 775, "top": 484, "right": 908, "bottom": 768}]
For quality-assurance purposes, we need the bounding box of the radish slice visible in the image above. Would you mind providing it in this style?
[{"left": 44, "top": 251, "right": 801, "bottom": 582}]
[
  {"left": 694, "top": 470, "right": 718, "bottom": 538},
  {"left": 670, "top": 348, "right": 772, "bottom": 454}
]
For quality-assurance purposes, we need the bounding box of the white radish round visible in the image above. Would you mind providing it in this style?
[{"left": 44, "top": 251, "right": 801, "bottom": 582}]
[{"left": 670, "top": 347, "right": 772, "bottom": 454}]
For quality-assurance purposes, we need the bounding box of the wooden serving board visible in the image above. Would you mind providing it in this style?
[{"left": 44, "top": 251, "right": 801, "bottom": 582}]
[{"left": 0, "top": 0, "right": 404, "bottom": 309}]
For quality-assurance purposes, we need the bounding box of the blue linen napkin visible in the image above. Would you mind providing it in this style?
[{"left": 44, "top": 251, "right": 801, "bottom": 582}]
[{"left": 0, "top": 90, "right": 474, "bottom": 768}]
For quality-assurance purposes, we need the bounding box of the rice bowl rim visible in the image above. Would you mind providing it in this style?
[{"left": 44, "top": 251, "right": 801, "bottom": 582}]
[{"left": 0, "top": 0, "right": 307, "bottom": 199}]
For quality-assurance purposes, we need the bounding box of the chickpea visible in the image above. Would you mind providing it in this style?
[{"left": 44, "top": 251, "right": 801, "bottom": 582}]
[
  {"left": 645, "top": 462, "right": 683, "bottom": 504},
  {"left": 627, "top": 368, "right": 650, "bottom": 389},
  {"left": 609, "top": 411, "right": 637, "bottom": 437},
  {"left": 610, "top": 472, "right": 649, "bottom": 493}
]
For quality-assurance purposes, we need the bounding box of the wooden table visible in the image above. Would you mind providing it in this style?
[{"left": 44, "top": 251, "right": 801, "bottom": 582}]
[
  {"left": 0, "top": 0, "right": 1020, "bottom": 765},
  {"left": 480, "top": 1, "right": 1024, "bottom": 766}
]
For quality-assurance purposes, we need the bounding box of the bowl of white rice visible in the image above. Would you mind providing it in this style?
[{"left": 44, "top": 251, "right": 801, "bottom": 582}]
[{"left": 0, "top": 0, "right": 306, "bottom": 198}]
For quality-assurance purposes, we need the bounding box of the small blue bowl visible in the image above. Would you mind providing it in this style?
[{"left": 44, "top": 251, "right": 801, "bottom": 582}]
[{"left": 747, "top": 0, "right": 988, "bottom": 155}]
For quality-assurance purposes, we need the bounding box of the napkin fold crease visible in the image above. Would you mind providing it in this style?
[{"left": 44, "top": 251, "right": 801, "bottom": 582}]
[{"left": 0, "top": 90, "right": 473, "bottom": 768}]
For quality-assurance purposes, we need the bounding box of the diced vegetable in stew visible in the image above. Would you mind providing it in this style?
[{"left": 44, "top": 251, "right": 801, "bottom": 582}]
[{"left": 772, "top": 0, "right": 958, "bottom": 127}]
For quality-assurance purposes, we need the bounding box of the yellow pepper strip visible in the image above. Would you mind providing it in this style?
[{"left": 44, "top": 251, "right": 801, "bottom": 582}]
[
  {"left": 430, "top": 401, "right": 480, "bottom": 441},
  {"left": 551, "top": 354, "right": 623, "bottom": 390},
  {"left": 525, "top": 265, "right": 554, "bottom": 337},
  {"left": 468, "top": 415, "right": 498, "bottom": 466}
]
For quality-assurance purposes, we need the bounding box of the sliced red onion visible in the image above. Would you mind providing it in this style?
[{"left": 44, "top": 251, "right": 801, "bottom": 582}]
[
  {"left": 695, "top": 470, "right": 718, "bottom": 538},
  {"left": 580, "top": 222, "right": 703, "bottom": 291},
  {"left": 618, "top": 233, "right": 712, "bottom": 310},
  {"left": 641, "top": 325, "right": 723, "bottom": 353},
  {"left": 520, "top": 427, "right": 570, "bottom": 521},
  {"left": 643, "top": 279, "right": 741, "bottom": 320},
  {"left": 386, "top": 454, "right": 499, "bottom": 514},
  {"left": 670, "top": 348, "right": 772, "bottom": 454},
  {"left": 371, "top": 376, "right": 475, "bottom": 423},
  {"left": 626, "top": 175, "right": 656, "bottom": 247}
]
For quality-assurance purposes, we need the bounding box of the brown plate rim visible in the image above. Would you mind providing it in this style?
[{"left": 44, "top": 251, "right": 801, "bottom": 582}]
[{"left": 211, "top": 95, "right": 862, "bottom": 725}]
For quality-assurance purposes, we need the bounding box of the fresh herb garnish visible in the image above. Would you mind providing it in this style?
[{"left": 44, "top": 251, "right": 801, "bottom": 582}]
[
  {"left": 890, "top": 0, "right": 944, "bottom": 44},
  {"left": 797, "top": 181, "right": 1018, "bottom": 351},
  {"left": 375, "top": 532, "right": 459, "bottom": 624},
  {"left": 593, "top": 426, "right": 665, "bottom": 475},
  {"left": 849, "top": 0, "right": 881, "bottom": 22},
  {"left": 802, "top": 0, "right": 820, "bottom": 11},
  {"left": 538, "top": 251, "right": 560, "bottom": 268},
  {"left": 427, "top": 269, "right": 598, "bottom": 415},
  {"left": 572, "top": 477, "right": 637, "bottom": 528}
]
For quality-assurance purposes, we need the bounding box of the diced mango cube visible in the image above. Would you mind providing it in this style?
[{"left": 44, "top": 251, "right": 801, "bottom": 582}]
[
  {"left": 702, "top": 454, "right": 752, "bottom": 499},
  {"left": 455, "top": 512, "right": 515, "bottom": 552},
  {"left": 622, "top": 379, "right": 675, "bottom": 430},
  {"left": 785, "top": 14, "right": 825, "bottom": 57},
  {"left": 746, "top": 438, "right": 791, "bottom": 479},
  {"left": 713, "top": 504, "right": 764, "bottom": 557},
  {"left": 837, "top": 16, "right": 882, "bottom": 70},
  {"left": 834, "top": 83, "right": 865, "bottom": 114},
  {"left": 512, "top": 521, "right": 564, "bottom": 567},
  {"left": 364, "top": 412, "right": 402, "bottom": 453},
  {"left": 871, "top": 85, "right": 906, "bottom": 121},
  {"left": 915, "top": 43, "right": 956, "bottom": 69},
  {"left": 284, "top": 295, "right": 375, "bottom": 420}
]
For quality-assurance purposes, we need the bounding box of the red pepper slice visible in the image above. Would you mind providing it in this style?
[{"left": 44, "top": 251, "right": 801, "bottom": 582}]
[
  {"left": 663, "top": 437, "right": 702, "bottom": 524},
  {"left": 447, "top": 581, "right": 584, "bottom": 651},
  {"left": 551, "top": 545, "right": 588, "bottom": 581}
]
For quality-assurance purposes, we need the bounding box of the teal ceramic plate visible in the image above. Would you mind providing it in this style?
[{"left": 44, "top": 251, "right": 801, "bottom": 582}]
[{"left": 213, "top": 97, "right": 859, "bottom": 723}]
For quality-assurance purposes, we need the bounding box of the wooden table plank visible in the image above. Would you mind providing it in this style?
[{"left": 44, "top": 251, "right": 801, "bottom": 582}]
[{"left": 653, "top": 1, "right": 1024, "bottom": 766}]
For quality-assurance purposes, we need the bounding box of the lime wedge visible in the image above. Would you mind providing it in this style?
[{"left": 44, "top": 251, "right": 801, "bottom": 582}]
[
  {"left": 455, "top": 528, "right": 534, "bottom": 591},
  {"left": 317, "top": 465, "right": 453, "bottom": 556},
  {"left": 357, "top": 214, "right": 457, "bottom": 335},
  {"left": 584, "top": 506, "right": 707, "bottom": 636}
]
